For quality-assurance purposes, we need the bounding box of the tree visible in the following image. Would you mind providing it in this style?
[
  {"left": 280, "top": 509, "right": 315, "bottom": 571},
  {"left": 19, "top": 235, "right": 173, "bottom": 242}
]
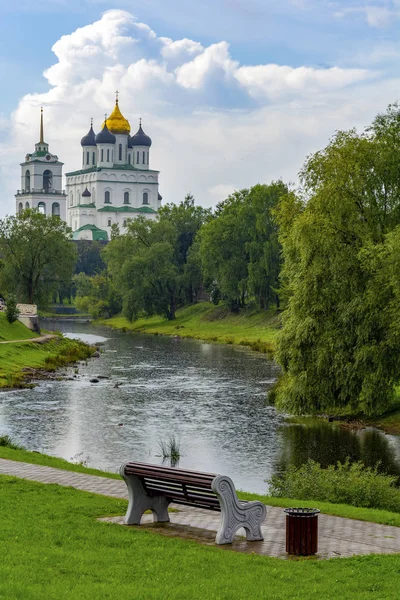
[
  {"left": 5, "top": 295, "right": 19, "bottom": 324},
  {"left": 274, "top": 104, "right": 400, "bottom": 417},
  {"left": 74, "top": 272, "right": 122, "bottom": 319},
  {"left": 74, "top": 240, "right": 106, "bottom": 276},
  {"left": 0, "top": 209, "right": 76, "bottom": 306},
  {"left": 199, "top": 182, "right": 287, "bottom": 311},
  {"left": 104, "top": 196, "right": 209, "bottom": 321}
]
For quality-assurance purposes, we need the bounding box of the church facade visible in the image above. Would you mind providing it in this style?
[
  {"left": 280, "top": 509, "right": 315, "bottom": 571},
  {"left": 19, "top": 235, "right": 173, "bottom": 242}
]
[
  {"left": 16, "top": 98, "right": 161, "bottom": 242},
  {"left": 66, "top": 97, "right": 161, "bottom": 241}
]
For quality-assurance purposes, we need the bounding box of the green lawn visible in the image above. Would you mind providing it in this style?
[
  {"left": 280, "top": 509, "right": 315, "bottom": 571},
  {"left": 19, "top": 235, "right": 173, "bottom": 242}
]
[
  {"left": 0, "top": 475, "right": 399, "bottom": 599},
  {"left": 0, "top": 312, "right": 39, "bottom": 341},
  {"left": 102, "top": 303, "right": 280, "bottom": 355}
]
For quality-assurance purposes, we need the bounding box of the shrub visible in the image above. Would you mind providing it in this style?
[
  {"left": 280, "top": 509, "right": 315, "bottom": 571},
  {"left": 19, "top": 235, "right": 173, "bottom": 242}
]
[
  {"left": 268, "top": 459, "right": 400, "bottom": 512},
  {"left": 0, "top": 435, "right": 23, "bottom": 449},
  {"left": 5, "top": 295, "right": 19, "bottom": 324}
]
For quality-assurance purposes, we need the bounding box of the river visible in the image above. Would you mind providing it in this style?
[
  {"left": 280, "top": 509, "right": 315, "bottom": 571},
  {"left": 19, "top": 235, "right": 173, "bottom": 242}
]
[{"left": 1, "top": 319, "right": 400, "bottom": 493}]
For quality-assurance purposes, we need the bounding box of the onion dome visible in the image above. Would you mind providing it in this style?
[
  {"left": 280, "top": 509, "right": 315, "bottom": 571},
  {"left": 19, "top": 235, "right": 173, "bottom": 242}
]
[
  {"left": 103, "top": 100, "right": 130, "bottom": 135},
  {"left": 95, "top": 123, "right": 116, "bottom": 145},
  {"left": 81, "top": 124, "right": 96, "bottom": 147},
  {"left": 82, "top": 187, "right": 91, "bottom": 197},
  {"left": 130, "top": 122, "right": 152, "bottom": 147}
]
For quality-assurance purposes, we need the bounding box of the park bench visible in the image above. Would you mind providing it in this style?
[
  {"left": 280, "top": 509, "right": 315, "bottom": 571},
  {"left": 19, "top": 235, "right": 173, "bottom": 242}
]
[{"left": 120, "top": 461, "right": 267, "bottom": 545}]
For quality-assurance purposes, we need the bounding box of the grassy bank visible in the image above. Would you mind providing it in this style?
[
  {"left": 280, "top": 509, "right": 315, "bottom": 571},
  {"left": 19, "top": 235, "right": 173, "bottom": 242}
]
[
  {"left": 101, "top": 302, "right": 280, "bottom": 355},
  {"left": 0, "top": 313, "right": 94, "bottom": 389},
  {"left": 0, "top": 475, "right": 399, "bottom": 599},
  {"left": 1, "top": 445, "right": 400, "bottom": 528},
  {"left": 0, "top": 313, "right": 39, "bottom": 341}
]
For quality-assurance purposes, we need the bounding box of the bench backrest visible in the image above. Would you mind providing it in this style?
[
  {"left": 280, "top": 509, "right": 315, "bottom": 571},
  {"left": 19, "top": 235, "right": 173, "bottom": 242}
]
[{"left": 122, "top": 461, "right": 221, "bottom": 510}]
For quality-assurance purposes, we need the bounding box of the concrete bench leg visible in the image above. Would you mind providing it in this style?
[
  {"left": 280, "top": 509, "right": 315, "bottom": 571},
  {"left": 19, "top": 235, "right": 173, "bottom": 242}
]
[
  {"left": 212, "top": 475, "right": 267, "bottom": 545},
  {"left": 120, "top": 467, "right": 170, "bottom": 525}
]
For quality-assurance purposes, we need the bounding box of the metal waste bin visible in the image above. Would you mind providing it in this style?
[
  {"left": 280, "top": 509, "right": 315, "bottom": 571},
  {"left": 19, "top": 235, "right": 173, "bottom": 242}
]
[{"left": 284, "top": 508, "right": 320, "bottom": 556}]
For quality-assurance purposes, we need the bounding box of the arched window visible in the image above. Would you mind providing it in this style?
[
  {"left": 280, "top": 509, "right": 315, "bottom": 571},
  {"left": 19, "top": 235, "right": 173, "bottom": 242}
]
[
  {"left": 136, "top": 151, "right": 139, "bottom": 164},
  {"left": 123, "top": 219, "right": 127, "bottom": 227},
  {"left": 124, "top": 192, "right": 129, "bottom": 204},
  {"left": 18, "top": 202, "right": 23, "bottom": 213},
  {"left": 38, "top": 202, "right": 46, "bottom": 214},
  {"left": 107, "top": 149, "right": 110, "bottom": 162},
  {"left": 142, "top": 192, "right": 149, "bottom": 205},
  {"left": 25, "top": 170, "right": 30, "bottom": 192},
  {"left": 25, "top": 202, "right": 29, "bottom": 209},
  {"left": 92, "top": 188, "right": 96, "bottom": 203},
  {"left": 128, "top": 153, "right": 131, "bottom": 164},
  {"left": 104, "top": 191, "right": 111, "bottom": 203},
  {"left": 119, "top": 144, "right": 122, "bottom": 161},
  {"left": 43, "top": 170, "right": 52, "bottom": 193},
  {"left": 92, "top": 151, "right": 96, "bottom": 165},
  {"left": 101, "top": 149, "right": 104, "bottom": 162},
  {"left": 108, "top": 219, "right": 112, "bottom": 227},
  {"left": 70, "top": 193, "right": 73, "bottom": 207},
  {"left": 86, "top": 151, "right": 89, "bottom": 165},
  {"left": 52, "top": 202, "right": 60, "bottom": 216},
  {"left": 142, "top": 151, "right": 145, "bottom": 164}
]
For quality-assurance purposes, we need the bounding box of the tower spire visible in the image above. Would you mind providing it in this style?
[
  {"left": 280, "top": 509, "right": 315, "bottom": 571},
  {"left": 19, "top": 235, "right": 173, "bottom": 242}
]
[{"left": 39, "top": 107, "right": 44, "bottom": 143}]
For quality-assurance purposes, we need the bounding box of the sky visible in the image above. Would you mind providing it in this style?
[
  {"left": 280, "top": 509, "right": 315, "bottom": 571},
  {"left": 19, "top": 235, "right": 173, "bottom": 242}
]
[{"left": 1, "top": 0, "right": 400, "bottom": 217}]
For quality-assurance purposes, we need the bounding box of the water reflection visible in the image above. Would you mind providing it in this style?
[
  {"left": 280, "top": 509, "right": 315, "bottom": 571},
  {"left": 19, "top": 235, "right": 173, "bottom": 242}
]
[
  {"left": 0, "top": 319, "right": 400, "bottom": 493},
  {"left": 276, "top": 422, "right": 400, "bottom": 480}
]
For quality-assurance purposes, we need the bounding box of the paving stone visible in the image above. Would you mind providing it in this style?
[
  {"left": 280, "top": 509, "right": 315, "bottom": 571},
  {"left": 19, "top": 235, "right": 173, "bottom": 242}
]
[{"left": 1, "top": 457, "right": 399, "bottom": 560}]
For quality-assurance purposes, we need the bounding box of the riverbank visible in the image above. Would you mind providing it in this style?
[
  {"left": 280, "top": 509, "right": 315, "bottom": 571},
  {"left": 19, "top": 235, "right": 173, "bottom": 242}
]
[
  {"left": 1, "top": 444, "right": 399, "bottom": 527},
  {"left": 101, "top": 302, "right": 280, "bottom": 356},
  {"left": 0, "top": 313, "right": 95, "bottom": 389}
]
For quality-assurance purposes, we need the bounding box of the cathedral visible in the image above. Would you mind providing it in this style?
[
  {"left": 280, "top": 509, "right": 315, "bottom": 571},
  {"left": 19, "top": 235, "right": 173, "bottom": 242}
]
[{"left": 16, "top": 96, "right": 161, "bottom": 241}]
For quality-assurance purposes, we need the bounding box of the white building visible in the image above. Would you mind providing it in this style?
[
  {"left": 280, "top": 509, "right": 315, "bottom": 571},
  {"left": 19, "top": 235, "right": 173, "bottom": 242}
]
[
  {"left": 15, "top": 108, "right": 67, "bottom": 219},
  {"left": 66, "top": 97, "right": 162, "bottom": 241}
]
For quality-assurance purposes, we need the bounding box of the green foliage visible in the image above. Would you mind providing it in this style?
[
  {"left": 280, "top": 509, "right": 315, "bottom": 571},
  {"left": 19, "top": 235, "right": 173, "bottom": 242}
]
[
  {"left": 74, "top": 240, "right": 106, "bottom": 275},
  {"left": 4, "top": 295, "right": 19, "bottom": 324},
  {"left": 269, "top": 459, "right": 400, "bottom": 512},
  {"left": 275, "top": 104, "right": 400, "bottom": 416},
  {"left": 74, "top": 272, "right": 122, "bottom": 319},
  {"left": 0, "top": 209, "right": 76, "bottom": 306},
  {"left": 199, "top": 182, "right": 287, "bottom": 311},
  {"left": 105, "top": 195, "right": 209, "bottom": 321}
]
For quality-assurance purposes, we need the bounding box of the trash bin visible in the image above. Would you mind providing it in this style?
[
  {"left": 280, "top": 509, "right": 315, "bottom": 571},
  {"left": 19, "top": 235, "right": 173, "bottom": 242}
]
[{"left": 284, "top": 508, "right": 320, "bottom": 556}]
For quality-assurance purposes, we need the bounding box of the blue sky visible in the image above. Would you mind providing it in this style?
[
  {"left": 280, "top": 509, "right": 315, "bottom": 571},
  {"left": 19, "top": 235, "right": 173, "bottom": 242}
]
[{"left": 1, "top": 1, "right": 400, "bottom": 215}]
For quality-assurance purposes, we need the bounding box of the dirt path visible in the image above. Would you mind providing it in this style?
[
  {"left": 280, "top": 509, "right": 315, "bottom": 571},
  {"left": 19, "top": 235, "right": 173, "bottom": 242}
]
[{"left": 0, "top": 334, "right": 58, "bottom": 344}]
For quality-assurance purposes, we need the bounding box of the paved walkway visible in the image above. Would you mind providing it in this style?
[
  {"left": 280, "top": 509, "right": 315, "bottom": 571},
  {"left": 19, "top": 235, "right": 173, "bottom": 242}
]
[{"left": 1, "top": 457, "right": 400, "bottom": 560}]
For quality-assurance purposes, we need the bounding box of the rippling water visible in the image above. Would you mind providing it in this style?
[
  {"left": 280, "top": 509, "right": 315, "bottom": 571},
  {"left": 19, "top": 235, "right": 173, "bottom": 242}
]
[{"left": 1, "top": 319, "right": 400, "bottom": 493}]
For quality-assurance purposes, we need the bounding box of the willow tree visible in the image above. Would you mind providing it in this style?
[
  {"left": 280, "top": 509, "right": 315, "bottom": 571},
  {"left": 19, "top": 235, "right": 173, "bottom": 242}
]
[{"left": 275, "top": 104, "right": 400, "bottom": 417}]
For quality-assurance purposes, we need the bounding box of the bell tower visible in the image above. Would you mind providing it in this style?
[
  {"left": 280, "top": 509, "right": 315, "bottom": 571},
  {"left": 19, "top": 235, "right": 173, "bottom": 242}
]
[{"left": 15, "top": 108, "right": 67, "bottom": 220}]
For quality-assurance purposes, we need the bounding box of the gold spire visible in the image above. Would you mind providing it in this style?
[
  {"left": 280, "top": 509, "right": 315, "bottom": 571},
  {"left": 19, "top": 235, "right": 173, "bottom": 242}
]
[
  {"left": 102, "top": 95, "right": 130, "bottom": 135},
  {"left": 39, "top": 107, "right": 44, "bottom": 143}
]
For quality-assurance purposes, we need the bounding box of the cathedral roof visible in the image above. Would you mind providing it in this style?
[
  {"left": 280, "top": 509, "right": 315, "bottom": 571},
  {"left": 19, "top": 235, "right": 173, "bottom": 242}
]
[
  {"left": 103, "top": 100, "right": 131, "bottom": 135},
  {"left": 81, "top": 125, "right": 96, "bottom": 147},
  {"left": 130, "top": 123, "right": 152, "bottom": 147},
  {"left": 95, "top": 123, "right": 116, "bottom": 145}
]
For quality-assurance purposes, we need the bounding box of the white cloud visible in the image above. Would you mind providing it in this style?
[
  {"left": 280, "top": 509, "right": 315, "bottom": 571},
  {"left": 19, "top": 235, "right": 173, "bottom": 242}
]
[
  {"left": 0, "top": 9, "right": 398, "bottom": 217},
  {"left": 334, "top": 2, "right": 400, "bottom": 28}
]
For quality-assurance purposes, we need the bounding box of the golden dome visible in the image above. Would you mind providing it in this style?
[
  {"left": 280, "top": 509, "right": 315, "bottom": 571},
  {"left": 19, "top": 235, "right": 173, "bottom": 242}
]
[{"left": 102, "top": 100, "right": 131, "bottom": 135}]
